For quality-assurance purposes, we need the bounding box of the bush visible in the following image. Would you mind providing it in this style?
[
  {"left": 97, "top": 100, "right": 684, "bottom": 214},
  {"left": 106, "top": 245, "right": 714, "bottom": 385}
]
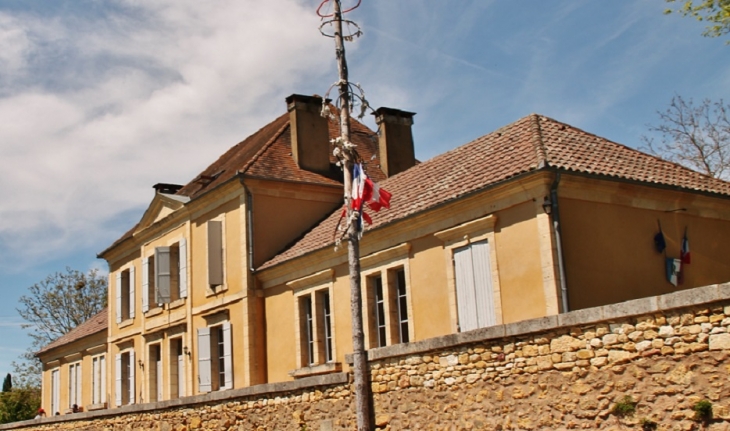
[
  {"left": 693, "top": 399, "right": 713, "bottom": 422},
  {"left": 611, "top": 395, "right": 637, "bottom": 418}
]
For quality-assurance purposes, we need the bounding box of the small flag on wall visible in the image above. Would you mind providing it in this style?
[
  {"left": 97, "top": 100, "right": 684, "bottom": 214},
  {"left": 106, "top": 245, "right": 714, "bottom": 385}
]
[
  {"left": 681, "top": 229, "right": 691, "bottom": 264},
  {"left": 666, "top": 258, "right": 681, "bottom": 287},
  {"left": 654, "top": 220, "right": 666, "bottom": 253}
]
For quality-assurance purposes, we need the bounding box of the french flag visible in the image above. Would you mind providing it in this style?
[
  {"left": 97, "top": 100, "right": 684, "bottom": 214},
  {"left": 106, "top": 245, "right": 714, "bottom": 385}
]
[
  {"left": 681, "top": 232, "right": 690, "bottom": 264},
  {"left": 351, "top": 163, "right": 392, "bottom": 225}
]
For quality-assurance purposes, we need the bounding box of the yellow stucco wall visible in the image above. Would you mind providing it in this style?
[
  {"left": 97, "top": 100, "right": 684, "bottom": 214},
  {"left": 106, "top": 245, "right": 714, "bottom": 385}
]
[
  {"left": 252, "top": 193, "right": 341, "bottom": 268},
  {"left": 408, "top": 235, "right": 451, "bottom": 340},
  {"left": 494, "top": 200, "right": 548, "bottom": 323},
  {"left": 560, "top": 195, "right": 730, "bottom": 310}
]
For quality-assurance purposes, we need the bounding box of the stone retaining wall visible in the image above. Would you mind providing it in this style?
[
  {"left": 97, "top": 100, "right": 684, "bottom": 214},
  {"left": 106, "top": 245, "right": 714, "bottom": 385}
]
[{"left": 6, "top": 283, "right": 730, "bottom": 431}]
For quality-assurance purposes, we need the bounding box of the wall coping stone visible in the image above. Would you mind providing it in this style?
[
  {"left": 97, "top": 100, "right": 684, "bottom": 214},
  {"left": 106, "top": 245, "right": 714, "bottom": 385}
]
[
  {"left": 347, "top": 283, "right": 730, "bottom": 364},
  {"left": 0, "top": 372, "right": 349, "bottom": 430}
]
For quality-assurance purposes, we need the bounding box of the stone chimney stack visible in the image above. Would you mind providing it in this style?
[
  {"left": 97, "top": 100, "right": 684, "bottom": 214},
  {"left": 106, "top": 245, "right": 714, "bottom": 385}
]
[
  {"left": 286, "top": 94, "right": 330, "bottom": 175},
  {"left": 374, "top": 107, "right": 416, "bottom": 177}
]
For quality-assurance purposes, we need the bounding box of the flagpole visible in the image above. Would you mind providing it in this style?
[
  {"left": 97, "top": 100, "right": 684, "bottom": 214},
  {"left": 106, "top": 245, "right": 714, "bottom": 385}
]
[{"left": 330, "top": 1, "right": 372, "bottom": 429}]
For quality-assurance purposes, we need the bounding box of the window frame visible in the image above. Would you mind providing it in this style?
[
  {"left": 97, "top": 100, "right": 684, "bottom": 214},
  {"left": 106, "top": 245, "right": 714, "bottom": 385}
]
[
  {"left": 206, "top": 219, "right": 226, "bottom": 295},
  {"left": 67, "top": 361, "right": 81, "bottom": 409},
  {"left": 91, "top": 354, "right": 106, "bottom": 406},
  {"left": 288, "top": 269, "right": 338, "bottom": 375},
  {"left": 360, "top": 243, "right": 414, "bottom": 349},
  {"left": 434, "top": 214, "right": 503, "bottom": 333}
]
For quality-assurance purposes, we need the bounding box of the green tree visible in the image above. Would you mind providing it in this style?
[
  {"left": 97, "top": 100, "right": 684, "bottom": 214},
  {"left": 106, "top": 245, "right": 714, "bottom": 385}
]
[
  {"left": 642, "top": 95, "right": 730, "bottom": 180},
  {"left": 12, "top": 267, "right": 107, "bottom": 389},
  {"left": 0, "top": 388, "right": 40, "bottom": 424},
  {"left": 2, "top": 374, "right": 11, "bottom": 393},
  {"left": 665, "top": 0, "right": 730, "bottom": 40}
]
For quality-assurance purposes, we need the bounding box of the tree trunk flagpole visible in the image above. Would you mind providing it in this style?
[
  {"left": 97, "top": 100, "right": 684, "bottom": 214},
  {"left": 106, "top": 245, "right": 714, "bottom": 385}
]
[{"left": 330, "top": 0, "right": 373, "bottom": 429}]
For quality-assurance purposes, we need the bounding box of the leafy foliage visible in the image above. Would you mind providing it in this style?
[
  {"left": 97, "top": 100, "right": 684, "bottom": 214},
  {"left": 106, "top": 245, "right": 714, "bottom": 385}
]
[
  {"left": 611, "top": 395, "right": 637, "bottom": 417},
  {"left": 0, "top": 388, "right": 40, "bottom": 424},
  {"left": 665, "top": 0, "right": 730, "bottom": 40},
  {"left": 13, "top": 267, "right": 107, "bottom": 389},
  {"left": 643, "top": 96, "right": 730, "bottom": 180},
  {"left": 693, "top": 399, "right": 713, "bottom": 422},
  {"left": 2, "top": 374, "right": 11, "bottom": 393}
]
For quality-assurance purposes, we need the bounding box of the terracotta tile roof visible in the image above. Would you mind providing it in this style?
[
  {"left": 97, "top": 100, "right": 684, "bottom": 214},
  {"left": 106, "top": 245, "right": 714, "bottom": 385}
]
[
  {"left": 259, "top": 114, "right": 730, "bottom": 270},
  {"left": 36, "top": 308, "right": 108, "bottom": 356},
  {"left": 101, "top": 100, "right": 384, "bottom": 256}
]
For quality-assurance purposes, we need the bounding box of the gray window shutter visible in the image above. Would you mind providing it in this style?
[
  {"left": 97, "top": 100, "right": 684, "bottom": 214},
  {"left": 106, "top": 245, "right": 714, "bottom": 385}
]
[
  {"left": 454, "top": 245, "right": 478, "bottom": 332},
  {"left": 179, "top": 238, "right": 188, "bottom": 298},
  {"left": 155, "top": 247, "right": 171, "bottom": 304},
  {"left": 471, "top": 240, "right": 496, "bottom": 328},
  {"left": 115, "top": 273, "right": 122, "bottom": 324},
  {"left": 207, "top": 221, "right": 223, "bottom": 286},
  {"left": 129, "top": 350, "right": 135, "bottom": 404},
  {"left": 129, "top": 266, "right": 136, "bottom": 319},
  {"left": 221, "top": 322, "right": 233, "bottom": 390},
  {"left": 115, "top": 354, "right": 122, "bottom": 407},
  {"left": 197, "top": 328, "right": 212, "bottom": 393},
  {"left": 142, "top": 257, "right": 149, "bottom": 313}
]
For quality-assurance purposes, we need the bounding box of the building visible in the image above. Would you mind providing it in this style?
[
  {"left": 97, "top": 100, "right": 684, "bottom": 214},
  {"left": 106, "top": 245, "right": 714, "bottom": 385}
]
[{"left": 38, "top": 94, "right": 730, "bottom": 412}]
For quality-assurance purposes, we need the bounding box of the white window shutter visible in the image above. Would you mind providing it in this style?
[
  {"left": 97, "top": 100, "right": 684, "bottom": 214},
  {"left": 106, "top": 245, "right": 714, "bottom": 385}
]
[
  {"left": 454, "top": 245, "right": 478, "bottom": 332},
  {"left": 179, "top": 238, "right": 188, "bottom": 299},
  {"left": 178, "top": 353, "right": 186, "bottom": 397},
  {"left": 471, "top": 240, "right": 496, "bottom": 328},
  {"left": 129, "top": 266, "right": 136, "bottom": 319},
  {"left": 77, "top": 364, "right": 82, "bottom": 406},
  {"left": 115, "top": 354, "right": 122, "bottom": 407},
  {"left": 142, "top": 257, "right": 149, "bottom": 313},
  {"left": 197, "top": 328, "right": 212, "bottom": 393},
  {"left": 115, "top": 273, "right": 122, "bottom": 324},
  {"left": 101, "top": 356, "right": 106, "bottom": 404},
  {"left": 129, "top": 350, "right": 135, "bottom": 404},
  {"left": 155, "top": 247, "right": 171, "bottom": 304},
  {"left": 222, "top": 321, "right": 233, "bottom": 390},
  {"left": 207, "top": 221, "right": 223, "bottom": 286}
]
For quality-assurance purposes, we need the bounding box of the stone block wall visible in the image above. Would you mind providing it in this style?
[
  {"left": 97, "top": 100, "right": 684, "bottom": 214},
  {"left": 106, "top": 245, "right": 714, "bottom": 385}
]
[{"left": 5, "top": 283, "right": 730, "bottom": 431}]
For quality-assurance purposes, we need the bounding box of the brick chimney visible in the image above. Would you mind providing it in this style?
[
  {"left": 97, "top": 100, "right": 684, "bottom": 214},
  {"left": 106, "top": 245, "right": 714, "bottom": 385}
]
[
  {"left": 374, "top": 107, "right": 416, "bottom": 177},
  {"left": 286, "top": 94, "right": 330, "bottom": 175}
]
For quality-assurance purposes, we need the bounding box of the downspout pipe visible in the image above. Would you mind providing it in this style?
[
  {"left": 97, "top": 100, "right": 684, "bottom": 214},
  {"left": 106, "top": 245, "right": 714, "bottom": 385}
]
[
  {"left": 550, "top": 173, "right": 570, "bottom": 313},
  {"left": 246, "top": 190, "right": 255, "bottom": 273}
]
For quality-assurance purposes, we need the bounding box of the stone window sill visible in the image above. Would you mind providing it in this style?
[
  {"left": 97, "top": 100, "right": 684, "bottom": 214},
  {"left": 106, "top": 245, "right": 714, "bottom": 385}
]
[{"left": 289, "top": 362, "right": 342, "bottom": 379}]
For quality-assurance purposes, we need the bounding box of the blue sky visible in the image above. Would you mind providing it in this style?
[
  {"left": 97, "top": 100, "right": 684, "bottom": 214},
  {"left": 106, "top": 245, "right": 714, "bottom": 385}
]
[{"left": 0, "top": 0, "right": 728, "bottom": 374}]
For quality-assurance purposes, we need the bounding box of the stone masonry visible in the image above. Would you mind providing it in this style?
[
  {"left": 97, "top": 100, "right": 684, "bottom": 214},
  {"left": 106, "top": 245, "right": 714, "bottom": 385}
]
[{"left": 5, "top": 283, "right": 730, "bottom": 431}]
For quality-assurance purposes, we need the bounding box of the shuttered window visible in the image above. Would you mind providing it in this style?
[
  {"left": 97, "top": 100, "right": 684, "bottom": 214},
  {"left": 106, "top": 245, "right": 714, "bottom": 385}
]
[
  {"left": 197, "top": 322, "right": 232, "bottom": 393},
  {"left": 115, "top": 351, "right": 135, "bottom": 406},
  {"left": 116, "top": 267, "right": 135, "bottom": 322},
  {"left": 453, "top": 239, "right": 496, "bottom": 332}
]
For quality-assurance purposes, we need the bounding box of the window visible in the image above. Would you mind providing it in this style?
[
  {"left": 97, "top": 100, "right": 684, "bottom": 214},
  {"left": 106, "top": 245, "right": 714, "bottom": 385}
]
[
  {"left": 91, "top": 355, "right": 106, "bottom": 405},
  {"left": 207, "top": 221, "right": 224, "bottom": 289},
  {"left": 51, "top": 368, "right": 60, "bottom": 415},
  {"left": 434, "top": 214, "right": 502, "bottom": 333},
  {"left": 197, "top": 322, "right": 232, "bottom": 393},
  {"left": 115, "top": 267, "right": 135, "bottom": 323},
  {"left": 115, "top": 350, "right": 135, "bottom": 406},
  {"left": 297, "top": 289, "right": 334, "bottom": 367},
  {"left": 169, "top": 338, "right": 185, "bottom": 399},
  {"left": 68, "top": 362, "right": 81, "bottom": 409},
  {"left": 364, "top": 266, "right": 410, "bottom": 348},
  {"left": 143, "top": 239, "right": 188, "bottom": 312},
  {"left": 148, "top": 344, "right": 162, "bottom": 402}
]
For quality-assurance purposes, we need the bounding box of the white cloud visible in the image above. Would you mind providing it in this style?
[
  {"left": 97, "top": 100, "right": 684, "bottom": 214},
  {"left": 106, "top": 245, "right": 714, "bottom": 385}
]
[{"left": 0, "top": 0, "right": 333, "bottom": 271}]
